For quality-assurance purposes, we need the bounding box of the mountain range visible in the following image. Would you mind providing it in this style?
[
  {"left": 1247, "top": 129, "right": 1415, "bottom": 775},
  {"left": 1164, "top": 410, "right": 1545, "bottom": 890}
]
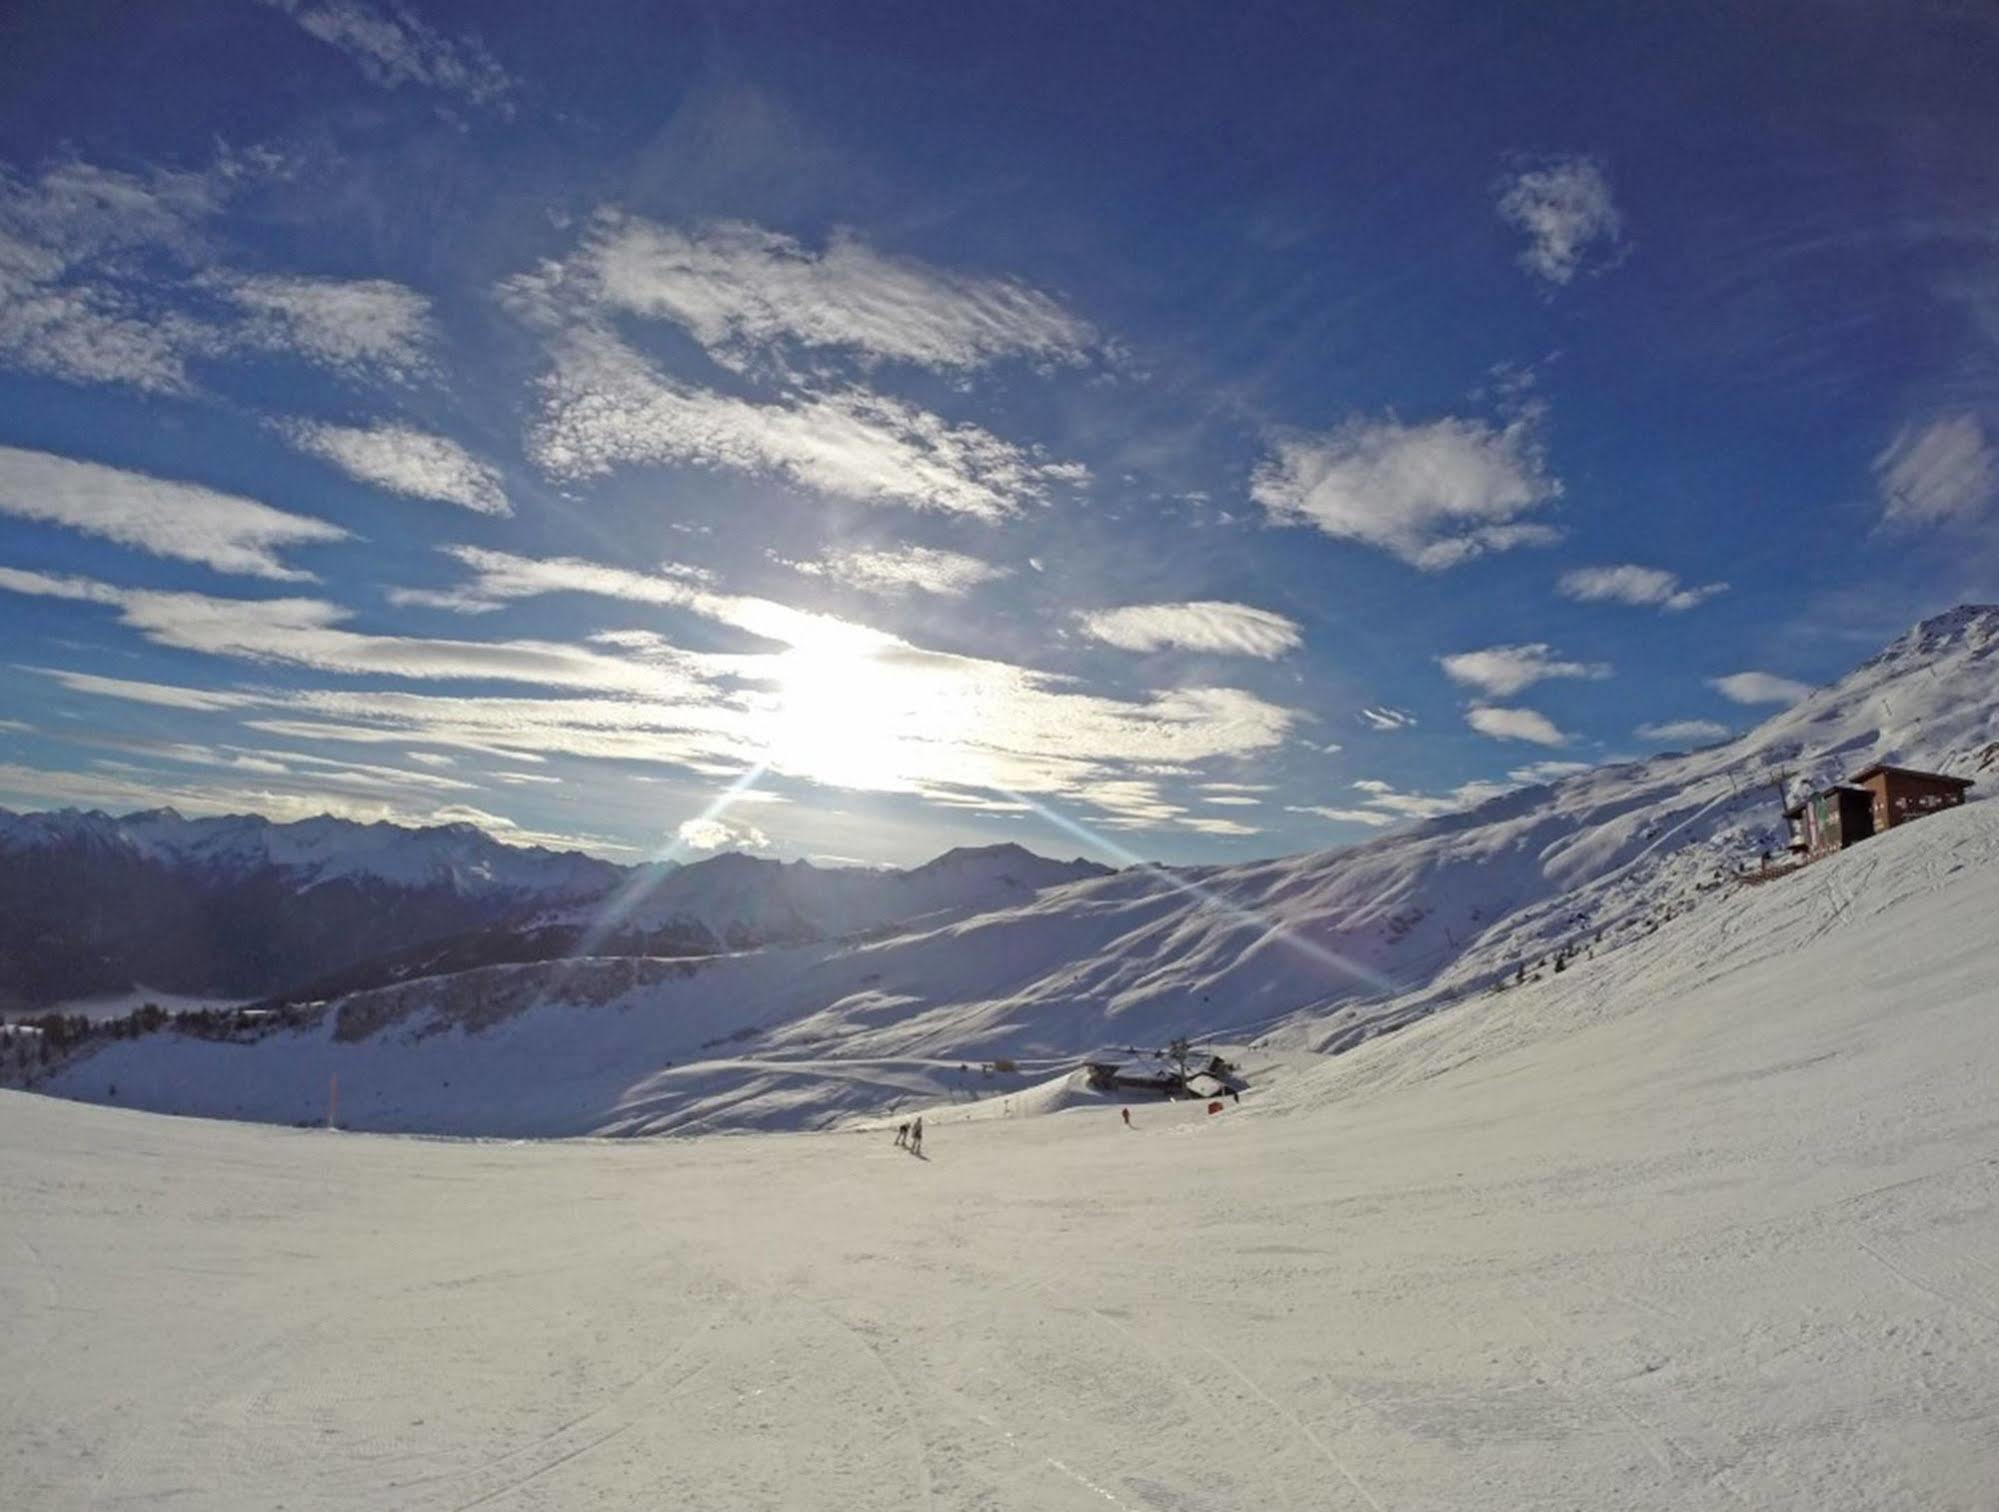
[{"left": 9, "top": 605, "right": 1998, "bottom": 1133}]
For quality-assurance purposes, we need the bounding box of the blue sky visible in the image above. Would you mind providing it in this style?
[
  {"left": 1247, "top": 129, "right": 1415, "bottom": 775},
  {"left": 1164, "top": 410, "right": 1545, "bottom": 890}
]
[{"left": 0, "top": 1, "right": 1995, "bottom": 866}]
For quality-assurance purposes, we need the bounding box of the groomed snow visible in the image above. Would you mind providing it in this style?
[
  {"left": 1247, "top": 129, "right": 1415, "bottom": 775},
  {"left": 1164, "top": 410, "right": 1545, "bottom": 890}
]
[{"left": 6, "top": 802, "right": 1996, "bottom": 1509}]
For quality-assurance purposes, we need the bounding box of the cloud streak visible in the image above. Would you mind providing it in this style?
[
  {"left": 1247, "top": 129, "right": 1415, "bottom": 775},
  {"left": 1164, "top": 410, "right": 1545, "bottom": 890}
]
[
  {"left": 1076, "top": 600, "right": 1303, "bottom": 659},
  {"left": 1253, "top": 411, "right": 1561, "bottom": 569},
  {"left": 1875, "top": 414, "right": 1997, "bottom": 526},
  {"left": 1710, "top": 671, "right": 1812, "bottom": 707},
  {"left": 282, "top": 420, "right": 510, "bottom": 514},
  {"left": 1558, "top": 563, "right": 1728, "bottom": 612},
  {"left": 0, "top": 445, "right": 347, "bottom": 580},
  {"left": 1438, "top": 642, "right": 1608, "bottom": 697},
  {"left": 1465, "top": 704, "right": 1569, "bottom": 746},
  {"left": 574, "top": 214, "right": 1095, "bottom": 371},
  {"left": 254, "top": 0, "right": 514, "bottom": 107},
  {"left": 776, "top": 544, "right": 1009, "bottom": 598}
]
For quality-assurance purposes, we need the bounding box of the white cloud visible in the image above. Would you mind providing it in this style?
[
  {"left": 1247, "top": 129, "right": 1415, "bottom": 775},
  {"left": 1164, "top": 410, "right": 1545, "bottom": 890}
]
[
  {"left": 1438, "top": 642, "right": 1608, "bottom": 697},
  {"left": 1710, "top": 671, "right": 1812, "bottom": 707},
  {"left": 254, "top": 0, "right": 514, "bottom": 107},
  {"left": 676, "top": 815, "right": 771, "bottom": 852},
  {"left": 1076, "top": 600, "right": 1303, "bottom": 659},
  {"left": 0, "top": 445, "right": 347, "bottom": 580},
  {"left": 1495, "top": 156, "right": 1624, "bottom": 285},
  {"left": 0, "top": 159, "right": 228, "bottom": 393},
  {"left": 214, "top": 272, "right": 434, "bottom": 382},
  {"left": 11, "top": 553, "right": 1304, "bottom": 835},
  {"left": 0, "top": 569, "right": 706, "bottom": 699},
  {"left": 1506, "top": 759, "right": 1592, "bottom": 784},
  {"left": 1285, "top": 805, "right": 1396, "bottom": 827},
  {"left": 576, "top": 214, "right": 1094, "bottom": 371},
  {"left": 282, "top": 420, "right": 509, "bottom": 514},
  {"left": 1357, "top": 706, "right": 1417, "bottom": 731},
  {"left": 521, "top": 329, "right": 1080, "bottom": 518},
  {"left": 1874, "top": 414, "right": 1997, "bottom": 526},
  {"left": 1635, "top": 718, "right": 1731, "bottom": 744},
  {"left": 1558, "top": 564, "right": 1728, "bottom": 612},
  {"left": 779, "top": 544, "right": 1009, "bottom": 598},
  {"left": 1253, "top": 411, "right": 1562, "bottom": 568},
  {"left": 1466, "top": 704, "right": 1569, "bottom": 746},
  {"left": 0, "top": 153, "right": 435, "bottom": 394}
]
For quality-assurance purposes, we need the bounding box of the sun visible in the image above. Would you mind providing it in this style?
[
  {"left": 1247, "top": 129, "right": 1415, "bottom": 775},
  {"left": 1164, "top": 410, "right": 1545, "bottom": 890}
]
[{"left": 762, "top": 642, "right": 929, "bottom": 792}]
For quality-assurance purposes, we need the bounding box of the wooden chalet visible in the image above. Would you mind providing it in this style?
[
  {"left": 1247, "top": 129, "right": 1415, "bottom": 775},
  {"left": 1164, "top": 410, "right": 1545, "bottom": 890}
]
[{"left": 1786, "top": 763, "right": 1973, "bottom": 858}]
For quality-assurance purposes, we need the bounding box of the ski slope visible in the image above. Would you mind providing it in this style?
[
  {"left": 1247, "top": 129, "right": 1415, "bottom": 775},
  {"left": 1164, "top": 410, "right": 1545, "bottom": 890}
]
[{"left": 6, "top": 800, "right": 1996, "bottom": 1509}]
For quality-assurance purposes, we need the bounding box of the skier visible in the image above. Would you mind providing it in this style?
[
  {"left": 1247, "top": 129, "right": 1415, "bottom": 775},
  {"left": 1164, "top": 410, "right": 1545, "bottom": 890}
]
[
  {"left": 894, "top": 1120, "right": 909, "bottom": 1148},
  {"left": 909, "top": 1115, "right": 924, "bottom": 1155},
  {"left": 1121, "top": 1107, "right": 1131, "bottom": 1128}
]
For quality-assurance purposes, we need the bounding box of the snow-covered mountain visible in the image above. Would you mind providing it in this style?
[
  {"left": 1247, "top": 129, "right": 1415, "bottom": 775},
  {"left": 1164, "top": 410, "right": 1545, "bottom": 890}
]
[
  {"left": 0, "top": 809, "right": 1111, "bottom": 1011},
  {"left": 544, "top": 843, "right": 1114, "bottom": 952},
  {"left": 17, "top": 606, "right": 1999, "bottom": 1133},
  {"left": 0, "top": 808, "right": 626, "bottom": 1011},
  {"left": 0, "top": 807, "right": 621, "bottom": 895}
]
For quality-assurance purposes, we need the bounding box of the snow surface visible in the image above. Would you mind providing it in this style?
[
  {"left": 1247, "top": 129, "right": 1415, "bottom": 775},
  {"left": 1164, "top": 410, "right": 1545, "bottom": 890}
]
[
  {"left": 6, "top": 794, "right": 1997, "bottom": 1509},
  {"left": 31, "top": 606, "right": 1999, "bottom": 1137}
]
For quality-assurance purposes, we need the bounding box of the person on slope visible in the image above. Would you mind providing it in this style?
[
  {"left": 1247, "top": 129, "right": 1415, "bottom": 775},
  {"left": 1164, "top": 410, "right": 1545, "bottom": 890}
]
[
  {"left": 894, "top": 1120, "right": 910, "bottom": 1148},
  {"left": 909, "top": 1115, "right": 924, "bottom": 1155},
  {"left": 1121, "top": 1107, "right": 1132, "bottom": 1128}
]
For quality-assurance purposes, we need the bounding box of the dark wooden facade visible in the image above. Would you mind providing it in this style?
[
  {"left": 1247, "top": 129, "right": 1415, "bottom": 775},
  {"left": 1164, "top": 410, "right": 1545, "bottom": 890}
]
[{"left": 1848, "top": 763, "right": 1974, "bottom": 835}]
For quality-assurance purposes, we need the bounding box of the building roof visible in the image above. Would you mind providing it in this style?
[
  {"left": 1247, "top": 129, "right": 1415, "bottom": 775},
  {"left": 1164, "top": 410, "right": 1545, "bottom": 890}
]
[{"left": 1847, "top": 762, "right": 1975, "bottom": 789}]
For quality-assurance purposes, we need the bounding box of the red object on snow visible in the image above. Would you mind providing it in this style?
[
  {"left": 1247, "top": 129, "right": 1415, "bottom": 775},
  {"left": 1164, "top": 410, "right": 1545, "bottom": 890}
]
[{"left": 1207, "top": 1100, "right": 1223, "bottom": 1114}]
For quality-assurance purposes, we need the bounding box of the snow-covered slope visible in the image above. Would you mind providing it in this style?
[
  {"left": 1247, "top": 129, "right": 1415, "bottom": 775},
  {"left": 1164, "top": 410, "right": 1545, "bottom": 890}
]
[
  {"left": 29, "top": 606, "right": 1999, "bottom": 1135},
  {"left": 6, "top": 777, "right": 1996, "bottom": 1510}
]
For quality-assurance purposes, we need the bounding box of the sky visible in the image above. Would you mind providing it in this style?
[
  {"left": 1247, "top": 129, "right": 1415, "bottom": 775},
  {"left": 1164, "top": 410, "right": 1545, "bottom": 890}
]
[{"left": 0, "top": 0, "right": 1995, "bottom": 868}]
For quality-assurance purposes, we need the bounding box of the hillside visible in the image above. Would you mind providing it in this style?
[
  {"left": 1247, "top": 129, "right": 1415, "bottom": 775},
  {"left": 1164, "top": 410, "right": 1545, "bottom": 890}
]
[
  {"left": 6, "top": 771, "right": 1995, "bottom": 1509},
  {"left": 23, "top": 605, "right": 1999, "bottom": 1135}
]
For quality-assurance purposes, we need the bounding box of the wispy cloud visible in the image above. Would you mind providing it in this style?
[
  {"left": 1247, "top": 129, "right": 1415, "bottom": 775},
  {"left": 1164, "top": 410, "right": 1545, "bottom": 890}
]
[
  {"left": 1438, "top": 642, "right": 1608, "bottom": 697},
  {"left": 0, "top": 445, "right": 347, "bottom": 580},
  {"left": 212, "top": 271, "right": 434, "bottom": 382},
  {"left": 1076, "top": 600, "right": 1303, "bottom": 659},
  {"left": 0, "top": 158, "right": 227, "bottom": 392},
  {"left": 1710, "top": 671, "right": 1812, "bottom": 707},
  {"left": 1874, "top": 414, "right": 1997, "bottom": 526},
  {"left": 1465, "top": 704, "right": 1569, "bottom": 746},
  {"left": 254, "top": 0, "right": 514, "bottom": 108},
  {"left": 776, "top": 543, "right": 1009, "bottom": 598},
  {"left": 0, "top": 153, "right": 436, "bottom": 393},
  {"left": 569, "top": 214, "right": 1095, "bottom": 371},
  {"left": 1285, "top": 804, "right": 1396, "bottom": 827},
  {"left": 1495, "top": 155, "right": 1624, "bottom": 285},
  {"left": 1636, "top": 717, "right": 1731, "bottom": 743},
  {"left": 1253, "top": 410, "right": 1561, "bottom": 569},
  {"left": 1558, "top": 563, "right": 1728, "bottom": 612},
  {"left": 1357, "top": 705, "right": 1417, "bottom": 731},
  {"left": 519, "top": 328, "right": 1082, "bottom": 518},
  {"left": 13, "top": 552, "right": 1303, "bottom": 836},
  {"left": 281, "top": 419, "right": 510, "bottom": 514}
]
